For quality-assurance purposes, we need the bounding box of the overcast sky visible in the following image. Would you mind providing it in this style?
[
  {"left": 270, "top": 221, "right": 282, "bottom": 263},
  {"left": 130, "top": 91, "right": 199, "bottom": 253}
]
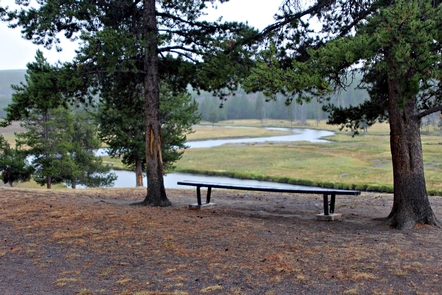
[{"left": 0, "top": 0, "right": 283, "bottom": 70}]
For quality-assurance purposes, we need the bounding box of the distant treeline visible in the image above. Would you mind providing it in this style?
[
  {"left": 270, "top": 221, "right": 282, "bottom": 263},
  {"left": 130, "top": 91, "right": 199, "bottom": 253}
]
[
  {"left": 192, "top": 83, "right": 370, "bottom": 125},
  {"left": 0, "top": 70, "right": 26, "bottom": 119},
  {"left": 0, "top": 69, "right": 370, "bottom": 123}
]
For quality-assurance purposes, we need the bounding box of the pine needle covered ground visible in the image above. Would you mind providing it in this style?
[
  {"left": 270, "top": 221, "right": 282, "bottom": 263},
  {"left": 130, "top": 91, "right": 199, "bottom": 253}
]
[{"left": 1, "top": 187, "right": 441, "bottom": 294}]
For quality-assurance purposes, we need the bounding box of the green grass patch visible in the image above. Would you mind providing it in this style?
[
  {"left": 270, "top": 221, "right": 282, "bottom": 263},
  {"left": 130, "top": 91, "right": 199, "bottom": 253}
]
[
  {"left": 101, "top": 156, "right": 127, "bottom": 170},
  {"left": 13, "top": 179, "right": 68, "bottom": 189},
  {"left": 175, "top": 120, "right": 442, "bottom": 194},
  {"left": 4, "top": 119, "right": 442, "bottom": 194},
  {"left": 188, "top": 125, "right": 291, "bottom": 141}
]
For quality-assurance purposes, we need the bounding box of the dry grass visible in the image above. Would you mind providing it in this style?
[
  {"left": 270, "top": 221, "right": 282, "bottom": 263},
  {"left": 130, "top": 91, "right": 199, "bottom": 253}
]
[
  {"left": 1, "top": 187, "right": 441, "bottom": 294},
  {"left": 5, "top": 119, "right": 442, "bottom": 194},
  {"left": 0, "top": 121, "right": 25, "bottom": 146},
  {"left": 187, "top": 125, "right": 291, "bottom": 141},
  {"left": 176, "top": 120, "right": 442, "bottom": 194}
]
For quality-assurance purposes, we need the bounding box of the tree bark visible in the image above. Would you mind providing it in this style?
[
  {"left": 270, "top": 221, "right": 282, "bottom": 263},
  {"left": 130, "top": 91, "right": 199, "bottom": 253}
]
[
  {"left": 141, "top": 0, "right": 171, "bottom": 207},
  {"left": 135, "top": 159, "right": 143, "bottom": 187},
  {"left": 386, "top": 76, "right": 438, "bottom": 229},
  {"left": 46, "top": 176, "right": 52, "bottom": 189}
]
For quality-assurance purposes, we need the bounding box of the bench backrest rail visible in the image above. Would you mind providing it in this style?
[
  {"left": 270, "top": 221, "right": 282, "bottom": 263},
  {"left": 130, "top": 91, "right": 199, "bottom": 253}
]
[
  {"left": 177, "top": 180, "right": 361, "bottom": 216},
  {"left": 177, "top": 180, "right": 361, "bottom": 195}
]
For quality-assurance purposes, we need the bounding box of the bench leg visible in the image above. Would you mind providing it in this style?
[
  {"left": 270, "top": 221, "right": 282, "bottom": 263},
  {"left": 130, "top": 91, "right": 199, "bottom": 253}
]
[
  {"left": 330, "top": 194, "right": 336, "bottom": 214},
  {"left": 322, "top": 194, "right": 329, "bottom": 215},
  {"left": 196, "top": 186, "right": 212, "bottom": 205},
  {"left": 317, "top": 193, "right": 341, "bottom": 220},
  {"left": 196, "top": 186, "right": 202, "bottom": 205},
  {"left": 206, "top": 187, "right": 212, "bottom": 203},
  {"left": 189, "top": 186, "right": 216, "bottom": 209},
  {"left": 322, "top": 193, "right": 337, "bottom": 215}
]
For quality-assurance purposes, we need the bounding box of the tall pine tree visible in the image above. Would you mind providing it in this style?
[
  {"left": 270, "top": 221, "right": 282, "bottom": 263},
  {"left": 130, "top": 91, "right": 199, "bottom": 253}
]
[
  {"left": 95, "top": 81, "right": 200, "bottom": 187},
  {"left": 3, "top": 0, "right": 258, "bottom": 206},
  {"left": 0, "top": 135, "right": 33, "bottom": 187},
  {"left": 3, "top": 51, "right": 115, "bottom": 189},
  {"left": 245, "top": 0, "right": 441, "bottom": 229}
]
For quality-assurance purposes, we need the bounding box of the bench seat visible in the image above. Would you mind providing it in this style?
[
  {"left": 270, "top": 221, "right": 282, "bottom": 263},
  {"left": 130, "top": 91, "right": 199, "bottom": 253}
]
[{"left": 177, "top": 180, "right": 361, "bottom": 220}]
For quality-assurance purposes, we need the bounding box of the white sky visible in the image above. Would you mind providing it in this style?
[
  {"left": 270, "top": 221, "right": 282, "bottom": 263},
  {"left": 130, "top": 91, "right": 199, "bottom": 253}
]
[{"left": 0, "top": 0, "right": 283, "bottom": 70}]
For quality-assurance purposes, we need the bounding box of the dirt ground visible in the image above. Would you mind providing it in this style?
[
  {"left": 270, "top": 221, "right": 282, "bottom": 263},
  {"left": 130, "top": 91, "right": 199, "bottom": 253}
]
[{"left": 1, "top": 187, "right": 441, "bottom": 295}]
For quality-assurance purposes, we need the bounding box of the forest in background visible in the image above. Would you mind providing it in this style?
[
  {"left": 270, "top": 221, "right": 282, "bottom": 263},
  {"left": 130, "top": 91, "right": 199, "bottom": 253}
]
[
  {"left": 1, "top": 69, "right": 440, "bottom": 129},
  {"left": 1, "top": 69, "right": 370, "bottom": 123},
  {"left": 192, "top": 84, "right": 369, "bottom": 125},
  {"left": 0, "top": 70, "right": 27, "bottom": 118}
]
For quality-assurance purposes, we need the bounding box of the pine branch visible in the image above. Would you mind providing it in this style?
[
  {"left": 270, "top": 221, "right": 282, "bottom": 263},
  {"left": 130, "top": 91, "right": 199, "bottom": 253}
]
[{"left": 419, "top": 105, "right": 442, "bottom": 119}]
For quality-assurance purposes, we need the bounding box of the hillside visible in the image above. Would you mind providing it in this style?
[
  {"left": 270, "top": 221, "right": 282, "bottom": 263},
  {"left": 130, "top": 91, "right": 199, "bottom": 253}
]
[
  {"left": 0, "top": 69, "right": 26, "bottom": 118},
  {"left": 0, "top": 69, "right": 26, "bottom": 97},
  {"left": 0, "top": 69, "right": 370, "bottom": 123}
]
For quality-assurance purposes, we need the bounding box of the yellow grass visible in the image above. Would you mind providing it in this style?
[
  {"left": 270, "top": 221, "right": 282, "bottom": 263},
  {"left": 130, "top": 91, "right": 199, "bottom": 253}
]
[
  {"left": 175, "top": 120, "right": 442, "bottom": 194},
  {"left": 187, "top": 124, "right": 291, "bottom": 141},
  {"left": 4, "top": 119, "right": 442, "bottom": 194},
  {"left": 0, "top": 121, "right": 25, "bottom": 146}
]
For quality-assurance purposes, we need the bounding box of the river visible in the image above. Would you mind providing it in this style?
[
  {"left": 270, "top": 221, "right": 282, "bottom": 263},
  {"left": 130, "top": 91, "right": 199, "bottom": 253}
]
[
  {"left": 186, "top": 128, "right": 333, "bottom": 148},
  {"left": 100, "top": 127, "right": 333, "bottom": 189}
]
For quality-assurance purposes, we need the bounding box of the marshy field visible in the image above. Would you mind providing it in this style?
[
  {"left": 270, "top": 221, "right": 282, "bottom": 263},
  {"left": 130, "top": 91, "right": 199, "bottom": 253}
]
[
  {"left": 176, "top": 120, "right": 442, "bottom": 195},
  {"left": 1, "top": 119, "right": 442, "bottom": 294},
  {"left": 5, "top": 119, "right": 442, "bottom": 194}
]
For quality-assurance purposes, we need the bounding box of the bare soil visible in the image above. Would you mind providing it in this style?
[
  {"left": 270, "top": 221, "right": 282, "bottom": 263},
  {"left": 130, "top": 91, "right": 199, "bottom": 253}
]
[{"left": 1, "top": 187, "right": 441, "bottom": 295}]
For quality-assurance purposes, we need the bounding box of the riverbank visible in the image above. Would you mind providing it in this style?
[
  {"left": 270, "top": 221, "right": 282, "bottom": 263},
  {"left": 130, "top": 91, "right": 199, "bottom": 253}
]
[
  {"left": 1, "top": 186, "right": 441, "bottom": 294},
  {"left": 175, "top": 121, "right": 442, "bottom": 196},
  {"left": 3, "top": 119, "right": 442, "bottom": 195}
]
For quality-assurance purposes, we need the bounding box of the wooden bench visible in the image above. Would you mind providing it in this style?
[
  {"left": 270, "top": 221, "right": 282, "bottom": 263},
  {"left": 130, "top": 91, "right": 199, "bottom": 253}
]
[{"left": 177, "top": 180, "right": 361, "bottom": 220}]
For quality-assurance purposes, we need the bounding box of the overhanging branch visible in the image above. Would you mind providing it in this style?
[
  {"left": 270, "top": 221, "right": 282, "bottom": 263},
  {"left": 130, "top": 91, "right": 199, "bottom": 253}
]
[
  {"left": 419, "top": 105, "right": 442, "bottom": 119},
  {"left": 253, "top": 0, "right": 335, "bottom": 42}
]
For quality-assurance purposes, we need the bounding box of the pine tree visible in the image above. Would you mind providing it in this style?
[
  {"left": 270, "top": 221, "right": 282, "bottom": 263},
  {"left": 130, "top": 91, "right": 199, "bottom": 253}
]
[
  {"left": 0, "top": 135, "right": 33, "bottom": 186},
  {"left": 245, "top": 0, "right": 442, "bottom": 229},
  {"left": 95, "top": 82, "right": 200, "bottom": 187},
  {"left": 3, "top": 0, "right": 257, "bottom": 206},
  {"left": 2, "top": 50, "right": 66, "bottom": 188},
  {"left": 66, "top": 109, "right": 117, "bottom": 189},
  {"left": 3, "top": 51, "right": 115, "bottom": 189}
]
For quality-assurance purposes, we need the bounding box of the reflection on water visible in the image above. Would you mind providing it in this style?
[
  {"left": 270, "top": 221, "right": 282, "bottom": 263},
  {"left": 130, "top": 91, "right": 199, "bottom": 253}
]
[
  {"left": 168, "top": 173, "right": 323, "bottom": 189},
  {"left": 187, "top": 128, "right": 333, "bottom": 148},
  {"left": 90, "top": 128, "right": 333, "bottom": 189},
  {"left": 110, "top": 171, "right": 319, "bottom": 190}
]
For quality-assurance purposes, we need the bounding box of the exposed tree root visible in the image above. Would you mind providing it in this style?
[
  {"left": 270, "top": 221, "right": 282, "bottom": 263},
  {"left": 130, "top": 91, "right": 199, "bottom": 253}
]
[
  {"left": 382, "top": 213, "right": 440, "bottom": 230},
  {"left": 131, "top": 198, "right": 172, "bottom": 207}
]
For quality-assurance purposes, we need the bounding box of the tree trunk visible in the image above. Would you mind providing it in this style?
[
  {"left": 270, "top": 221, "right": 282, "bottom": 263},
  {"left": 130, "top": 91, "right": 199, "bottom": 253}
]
[
  {"left": 44, "top": 111, "right": 52, "bottom": 189},
  {"left": 135, "top": 159, "right": 143, "bottom": 187},
  {"left": 386, "top": 77, "right": 438, "bottom": 229},
  {"left": 46, "top": 175, "right": 51, "bottom": 189},
  {"left": 141, "top": 0, "right": 171, "bottom": 207}
]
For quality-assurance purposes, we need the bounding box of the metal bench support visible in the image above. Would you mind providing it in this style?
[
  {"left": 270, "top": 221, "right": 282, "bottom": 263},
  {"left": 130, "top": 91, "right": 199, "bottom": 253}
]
[
  {"left": 195, "top": 186, "right": 213, "bottom": 205},
  {"left": 191, "top": 186, "right": 216, "bottom": 209},
  {"left": 180, "top": 180, "right": 360, "bottom": 219}
]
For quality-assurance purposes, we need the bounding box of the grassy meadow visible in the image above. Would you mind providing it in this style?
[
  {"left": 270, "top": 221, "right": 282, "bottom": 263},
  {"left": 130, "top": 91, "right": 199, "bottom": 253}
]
[
  {"left": 176, "top": 119, "right": 442, "bottom": 195},
  {"left": 0, "top": 121, "right": 22, "bottom": 146},
  {"left": 2, "top": 119, "right": 442, "bottom": 195}
]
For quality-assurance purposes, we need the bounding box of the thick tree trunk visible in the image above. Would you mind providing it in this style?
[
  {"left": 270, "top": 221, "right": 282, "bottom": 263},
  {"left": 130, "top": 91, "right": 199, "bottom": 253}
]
[
  {"left": 44, "top": 112, "right": 51, "bottom": 189},
  {"left": 46, "top": 176, "right": 51, "bottom": 189},
  {"left": 386, "top": 78, "right": 438, "bottom": 229},
  {"left": 141, "top": 0, "right": 171, "bottom": 207},
  {"left": 135, "top": 159, "right": 143, "bottom": 187}
]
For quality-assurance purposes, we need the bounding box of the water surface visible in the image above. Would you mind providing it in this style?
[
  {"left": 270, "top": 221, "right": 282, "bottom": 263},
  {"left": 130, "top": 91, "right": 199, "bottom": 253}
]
[
  {"left": 97, "top": 127, "right": 333, "bottom": 189},
  {"left": 187, "top": 128, "right": 333, "bottom": 148}
]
